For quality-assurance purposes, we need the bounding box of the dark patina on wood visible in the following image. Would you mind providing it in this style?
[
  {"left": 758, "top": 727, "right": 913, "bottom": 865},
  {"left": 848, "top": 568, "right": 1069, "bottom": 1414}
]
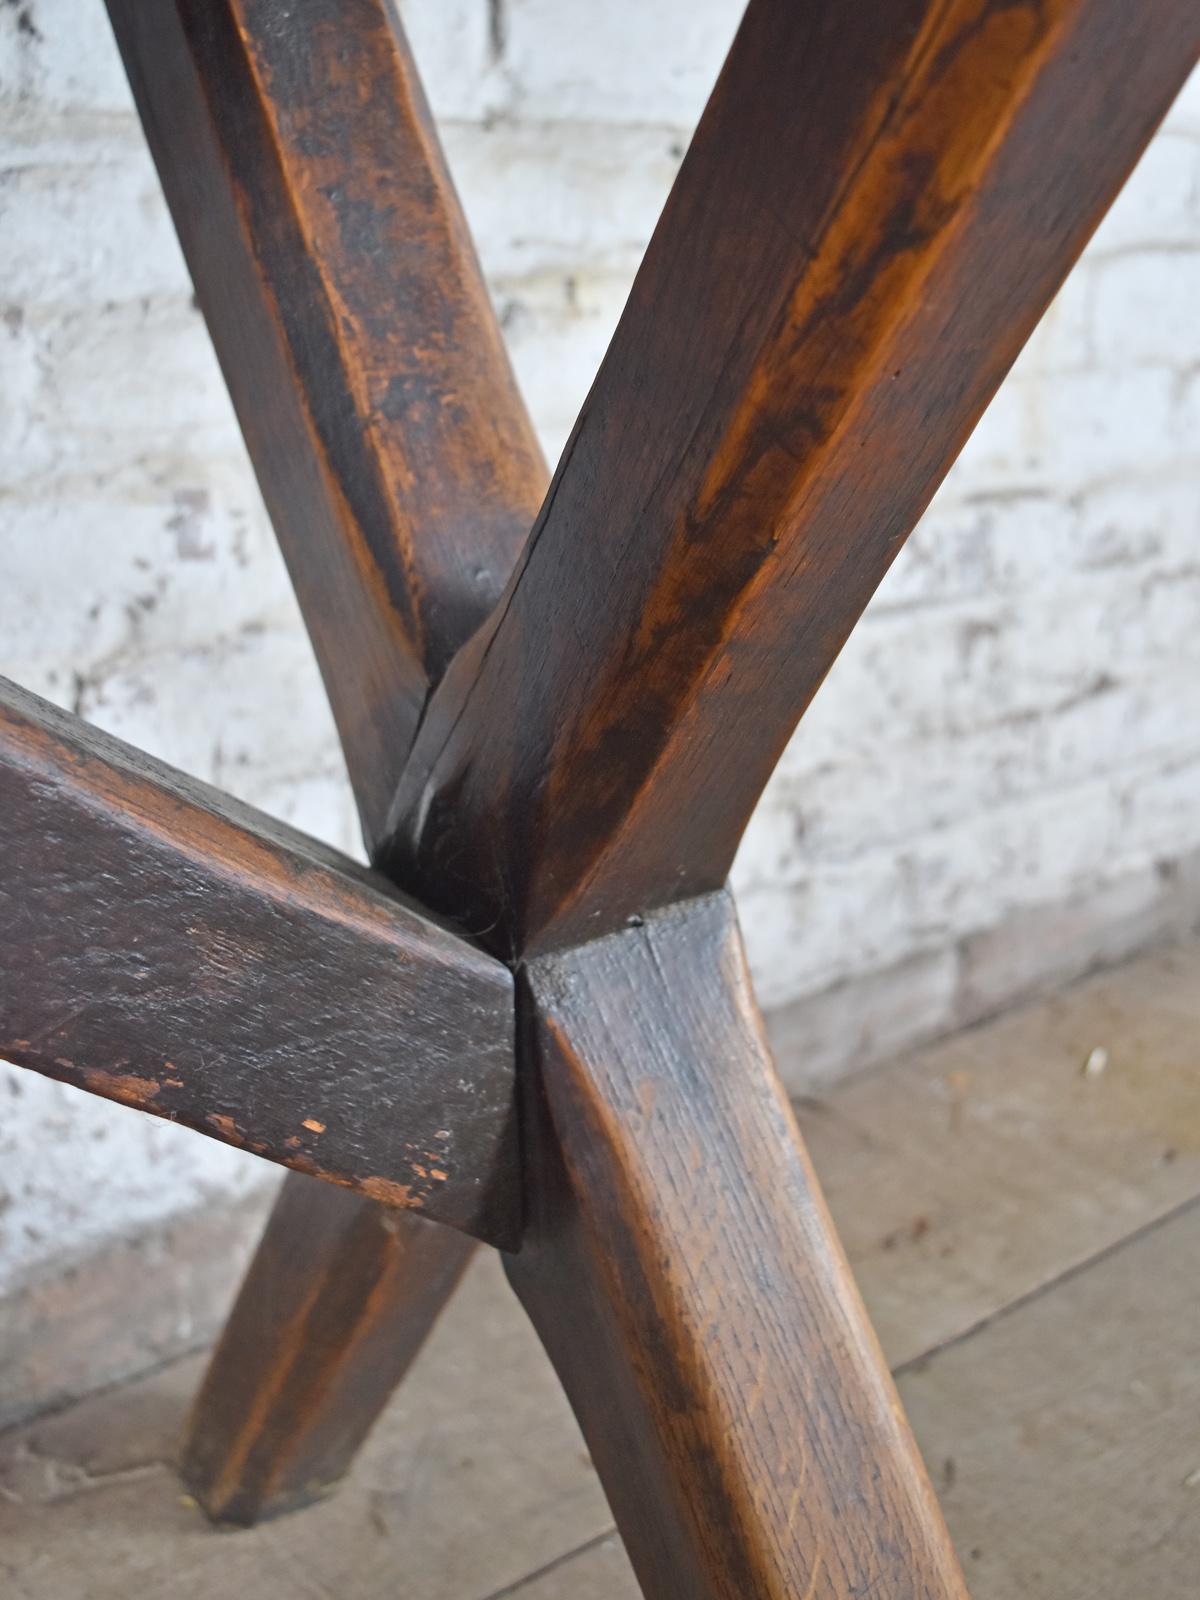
[
  {"left": 3, "top": 0, "right": 1197, "bottom": 1588},
  {"left": 0, "top": 677, "right": 517, "bottom": 1247},
  {"left": 385, "top": 0, "right": 1199, "bottom": 958},
  {"left": 105, "top": 0, "right": 546, "bottom": 850},
  {"left": 104, "top": 0, "right": 551, "bottom": 1520}
]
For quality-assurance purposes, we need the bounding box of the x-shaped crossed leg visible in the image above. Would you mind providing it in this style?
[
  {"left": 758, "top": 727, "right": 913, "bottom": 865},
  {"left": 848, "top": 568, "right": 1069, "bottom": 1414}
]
[{"left": 2, "top": 0, "right": 1196, "bottom": 1593}]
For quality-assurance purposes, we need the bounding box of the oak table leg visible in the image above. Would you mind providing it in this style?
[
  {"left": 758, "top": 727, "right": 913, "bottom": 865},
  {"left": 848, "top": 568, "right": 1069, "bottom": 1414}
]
[
  {"left": 388, "top": 0, "right": 1200, "bottom": 957},
  {"left": 509, "top": 893, "right": 969, "bottom": 1600},
  {"left": 183, "top": 1176, "right": 474, "bottom": 1524},
  {"left": 0, "top": 676, "right": 517, "bottom": 1240},
  {"left": 11, "top": 0, "right": 1181, "bottom": 1576},
  {"left": 100, "top": 0, "right": 547, "bottom": 1522}
]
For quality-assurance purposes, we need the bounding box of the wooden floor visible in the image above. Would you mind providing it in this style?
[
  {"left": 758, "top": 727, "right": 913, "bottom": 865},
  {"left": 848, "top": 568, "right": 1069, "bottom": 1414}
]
[{"left": 1, "top": 939, "right": 1198, "bottom": 1598}]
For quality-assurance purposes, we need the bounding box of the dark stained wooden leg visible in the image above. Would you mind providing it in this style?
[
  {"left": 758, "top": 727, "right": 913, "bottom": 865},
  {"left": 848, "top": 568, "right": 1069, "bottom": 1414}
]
[
  {"left": 183, "top": 1174, "right": 474, "bottom": 1524},
  {"left": 100, "top": 0, "right": 548, "bottom": 1522},
  {"left": 10, "top": 0, "right": 1183, "bottom": 1573},
  {"left": 508, "top": 892, "right": 968, "bottom": 1600},
  {"left": 103, "top": 0, "right": 545, "bottom": 838}
]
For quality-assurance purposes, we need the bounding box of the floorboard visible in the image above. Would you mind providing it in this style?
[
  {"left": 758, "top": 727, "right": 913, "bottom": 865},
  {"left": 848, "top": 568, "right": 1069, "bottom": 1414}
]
[
  {"left": 1, "top": 938, "right": 1196, "bottom": 1598},
  {"left": 810, "top": 938, "right": 1200, "bottom": 1366},
  {"left": 903, "top": 1197, "right": 1200, "bottom": 1600}
]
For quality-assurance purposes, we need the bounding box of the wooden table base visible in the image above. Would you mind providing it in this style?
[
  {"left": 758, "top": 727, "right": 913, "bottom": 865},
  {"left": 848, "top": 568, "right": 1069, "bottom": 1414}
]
[{"left": 2, "top": 0, "right": 1197, "bottom": 1594}]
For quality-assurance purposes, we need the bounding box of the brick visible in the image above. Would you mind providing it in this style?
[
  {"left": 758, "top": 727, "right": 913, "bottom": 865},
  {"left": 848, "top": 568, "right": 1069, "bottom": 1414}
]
[
  {"left": 497, "top": 0, "right": 741, "bottom": 125},
  {"left": 1162, "top": 61, "right": 1200, "bottom": 137},
  {"left": 874, "top": 489, "right": 1069, "bottom": 612},
  {"left": 957, "top": 852, "right": 1200, "bottom": 1025},
  {"left": 397, "top": 0, "right": 495, "bottom": 121},
  {"left": 1018, "top": 269, "right": 1093, "bottom": 376},
  {"left": 0, "top": 0, "right": 132, "bottom": 117},
  {"left": 1071, "top": 477, "right": 1200, "bottom": 574},
  {"left": 749, "top": 665, "right": 1198, "bottom": 878},
  {"left": 1120, "top": 756, "right": 1200, "bottom": 863},
  {"left": 4, "top": 298, "right": 239, "bottom": 496},
  {"left": 1172, "top": 366, "right": 1200, "bottom": 449},
  {"left": 1091, "top": 248, "right": 1200, "bottom": 369},
  {"left": 0, "top": 1062, "right": 266, "bottom": 1287},
  {"left": 495, "top": 270, "right": 629, "bottom": 462},
  {"left": 1019, "top": 367, "right": 1179, "bottom": 491},
  {"left": 2, "top": 460, "right": 294, "bottom": 679},
  {"left": 943, "top": 375, "right": 1035, "bottom": 489},
  {"left": 765, "top": 947, "right": 960, "bottom": 1095},
  {"left": 73, "top": 624, "right": 352, "bottom": 844},
  {"left": 0, "top": 153, "right": 186, "bottom": 307}
]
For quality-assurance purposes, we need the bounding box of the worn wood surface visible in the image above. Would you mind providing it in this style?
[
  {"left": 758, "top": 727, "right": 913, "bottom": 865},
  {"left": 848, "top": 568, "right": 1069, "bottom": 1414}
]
[
  {"left": 510, "top": 892, "right": 967, "bottom": 1600},
  {"left": 101, "top": 0, "right": 555, "bottom": 1519},
  {"left": 504, "top": 1185, "right": 1200, "bottom": 1600},
  {"left": 897, "top": 1201, "right": 1200, "bottom": 1600},
  {"left": 4, "top": 939, "right": 1197, "bottom": 1433},
  {"left": 0, "top": 1190, "right": 271, "bottom": 1433},
  {"left": 104, "top": 0, "right": 546, "bottom": 850},
  {"left": 182, "top": 1174, "right": 474, "bottom": 1524},
  {"left": 386, "top": 0, "right": 1200, "bottom": 956},
  {"left": 2, "top": 939, "right": 1198, "bottom": 1598},
  {"left": 0, "top": 676, "right": 517, "bottom": 1245},
  {"left": 183, "top": 923, "right": 1200, "bottom": 1528},
  {"left": 10, "top": 0, "right": 1196, "bottom": 1586}
]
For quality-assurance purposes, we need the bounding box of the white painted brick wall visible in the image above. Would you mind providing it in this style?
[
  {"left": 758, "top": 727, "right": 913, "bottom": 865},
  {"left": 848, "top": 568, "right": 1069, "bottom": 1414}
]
[{"left": 1, "top": 1, "right": 1197, "bottom": 1294}]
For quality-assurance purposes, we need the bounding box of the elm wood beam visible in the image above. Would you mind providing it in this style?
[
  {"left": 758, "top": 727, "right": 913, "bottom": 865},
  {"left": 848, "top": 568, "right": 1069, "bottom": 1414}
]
[
  {"left": 182, "top": 1177, "right": 474, "bottom": 1525},
  {"left": 509, "top": 891, "right": 968, "bottom": 1600},
  {"left": 387, "top": 0, "right": 1200, "bottom": 957},
  {"left": 104, "top": 0, "right": 547, "bottom": 852},
  {"left": 0, "top": 677, "right": 518, "bottom": 1247}
]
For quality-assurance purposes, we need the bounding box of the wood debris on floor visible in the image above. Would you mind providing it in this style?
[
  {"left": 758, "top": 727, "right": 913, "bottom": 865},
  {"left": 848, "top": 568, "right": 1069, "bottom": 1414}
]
[{"left": 1, "top": 939, "right": 1197, "bottom": 1598}]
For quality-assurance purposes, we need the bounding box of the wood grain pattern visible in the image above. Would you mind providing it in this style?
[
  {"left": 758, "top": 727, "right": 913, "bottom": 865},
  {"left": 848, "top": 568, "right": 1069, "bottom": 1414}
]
[
  {"left": 182, "top": 1173, "right": 474, "bottom": 1524},
  {"left": 110, "top": 0, "right": 554, "bottom": 1515},
  {"left": 387, "top": 0, "right": 1200, "bottom": 956},
  {"left": 104, "top": 0, "right": 547, "bottom": 850},
  {"left": 0, "top": 677, "right": 517, "bottom": 1246},
  {"left": 508, "top": 892, "right": 968, "bottom": 1600},
  {"left": 498, "top": 1197, "right": 1200, "bottom": 1598},
  {"left": 7, "top": 936, "right": 1197, "bottom": 1435},
  {"left": 6, "top": 940, "right": 1200, "bottom": 1596},
  {"left": 896, "top": 1200, "right": 1200, "bottom": 1600},
  {"left": 12, "top": 0, "right": 1195, "bottom": 1583}
]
